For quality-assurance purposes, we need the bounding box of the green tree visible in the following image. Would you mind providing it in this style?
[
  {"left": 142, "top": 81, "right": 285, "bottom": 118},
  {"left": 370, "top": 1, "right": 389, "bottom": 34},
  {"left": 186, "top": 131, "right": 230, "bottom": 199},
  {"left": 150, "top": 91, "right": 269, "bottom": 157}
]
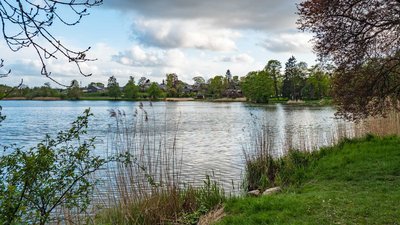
[
  {"left": 241, "top": 70, "right": 274, "bottom": 103},
  {"left": 302, "top": 65, "right": 331, "bottom": 100},
  {"left": 66, "top": 80, "right": 82, "bottom": 100},
  {"left": 166, "top": 73, "right": 179, "bottom": 97},
  {"left": 193, "top": 76, "right": 206, "bottom": 86},
  {"left": 207, "top": 76, "right": 227, "bottom": 98},
  {"left": 123, "top": 76, "right": 139, "bottom": 99},
  {"left": 283, "top": 56, "right": 307, "bottom": 100},
  {"left": 147, "top": 82, "right": 162, "bottom": 100},
  {"left": 283, "top": 56, "right": 297, "bottom": 99},
  {"left": 264, "top": 60, "right": 282, "bottom": 98},
  {"left": 107, "top": 76, "right": 121, "bottom": 100}
]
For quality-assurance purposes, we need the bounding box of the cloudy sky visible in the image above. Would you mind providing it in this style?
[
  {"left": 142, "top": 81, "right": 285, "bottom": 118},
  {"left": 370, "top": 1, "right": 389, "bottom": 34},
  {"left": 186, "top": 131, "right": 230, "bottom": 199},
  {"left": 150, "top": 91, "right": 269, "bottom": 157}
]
[{"left": 1, "top": 0, "right": 316, "bottom": 87}]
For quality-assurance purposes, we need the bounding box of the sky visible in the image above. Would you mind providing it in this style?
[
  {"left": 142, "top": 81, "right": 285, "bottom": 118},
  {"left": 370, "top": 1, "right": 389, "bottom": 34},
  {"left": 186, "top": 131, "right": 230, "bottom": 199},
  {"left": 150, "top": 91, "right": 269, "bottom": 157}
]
[{"left": 0, "top": 0, "right": 316, "bottom": 87}]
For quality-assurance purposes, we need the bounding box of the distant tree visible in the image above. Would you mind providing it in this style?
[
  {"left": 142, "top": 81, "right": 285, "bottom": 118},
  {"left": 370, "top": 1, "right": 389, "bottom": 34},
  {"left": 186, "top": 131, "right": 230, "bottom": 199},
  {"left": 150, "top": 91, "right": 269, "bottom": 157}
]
[
  {"left": 123, "top": 76, "right": 139, "bottom": 99},
  {"left": 193, "top": 76, "right": 206, "bottom": 86},
  {"left": 302, "top": 65, "right": 331, "bottom": 99},
  {"left": 298, "top": 0, "right": 400, "bottom": 119},
  {"left": 241, "top": 70, "right": 274, "bottom": 103},
  {"left": 283, "top": 56, "right": 297, "bottom": 100},
  {"left": 207, "top": 76, "right": 227, "bottom": 98},
  {"left": 147, "top": 82, "right": 162, "bottom": 100},
  {"left": 264, "top": 60, "right": 282, "bottom": 98},
  {"left": 282, "top": 57, "right": 308, "bottom": 100},
  {"left": 107, "top": 76, "right": 121, "bottom": 100},
  {"left": 296, "top": 61, "right": 308, "bottom": 99},
  {"left": 27, "top": 83, "right": 59, "bottom": 98},
  {"left": 166, "top": 73, "right": 179, "bottom": 97},
  {"left": 96, "top": 82, "right": 105, "bottom": 88},
  {"left": 67, "top": 80, "right": 82, "bottom": 100},
  {"left": 192, "top": 76, "right": 206, "bottom": 95}
]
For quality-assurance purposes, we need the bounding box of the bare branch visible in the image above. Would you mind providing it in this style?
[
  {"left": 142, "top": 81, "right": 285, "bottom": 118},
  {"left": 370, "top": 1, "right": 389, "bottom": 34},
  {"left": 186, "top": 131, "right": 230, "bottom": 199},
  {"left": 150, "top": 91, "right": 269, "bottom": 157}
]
[{"left": 0, "top": 0, "right": 102, "bottom": 85}]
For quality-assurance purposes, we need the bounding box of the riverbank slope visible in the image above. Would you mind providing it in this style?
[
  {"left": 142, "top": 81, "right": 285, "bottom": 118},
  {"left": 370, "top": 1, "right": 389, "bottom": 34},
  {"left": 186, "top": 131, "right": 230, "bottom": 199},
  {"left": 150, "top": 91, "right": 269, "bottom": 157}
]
[{"left": 217, "top": 135, "right": 400, "bottom": 224}]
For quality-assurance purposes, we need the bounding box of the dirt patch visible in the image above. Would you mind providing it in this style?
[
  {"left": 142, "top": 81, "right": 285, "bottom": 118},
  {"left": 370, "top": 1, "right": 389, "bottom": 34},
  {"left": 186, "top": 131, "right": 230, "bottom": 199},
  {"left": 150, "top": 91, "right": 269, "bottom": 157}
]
[
  {"left": 32, "top": 97, "right": 62, "bottom": 101},
  {"left": 2, "top": 97, "right": 27, "bottom": 100},
  {"left": 164, "top": 98, "right": 195, "bottom": 101},
  {"left": 287, "top": 100, "right": 305, "bottom": 104},
  {"left": 212, "top": 97, "right": 246, "bottom": 102}
]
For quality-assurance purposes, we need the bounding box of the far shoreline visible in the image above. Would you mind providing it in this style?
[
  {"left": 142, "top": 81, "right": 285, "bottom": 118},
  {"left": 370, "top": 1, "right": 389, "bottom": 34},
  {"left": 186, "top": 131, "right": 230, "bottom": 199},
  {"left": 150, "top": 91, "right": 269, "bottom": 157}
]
[{"left": 1, "top": 97, "right": 332, "bottom": 106}]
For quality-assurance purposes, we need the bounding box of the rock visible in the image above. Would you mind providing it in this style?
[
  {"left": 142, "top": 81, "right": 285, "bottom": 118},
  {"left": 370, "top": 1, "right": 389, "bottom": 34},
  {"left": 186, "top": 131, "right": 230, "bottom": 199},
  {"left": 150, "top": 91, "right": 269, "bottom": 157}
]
[
  {"left": 247, "top": 190, "right": 260, "bottom": 196},
  {"left": 262, "top": 187, "right": 282, "bottom": 195}
]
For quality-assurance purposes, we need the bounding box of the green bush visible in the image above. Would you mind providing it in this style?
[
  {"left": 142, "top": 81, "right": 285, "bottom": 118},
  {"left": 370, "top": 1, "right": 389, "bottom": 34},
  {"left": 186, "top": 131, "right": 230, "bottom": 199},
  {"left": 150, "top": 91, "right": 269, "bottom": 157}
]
[{"left": 0, "top": 109, "right": 109, "bottom": 225}]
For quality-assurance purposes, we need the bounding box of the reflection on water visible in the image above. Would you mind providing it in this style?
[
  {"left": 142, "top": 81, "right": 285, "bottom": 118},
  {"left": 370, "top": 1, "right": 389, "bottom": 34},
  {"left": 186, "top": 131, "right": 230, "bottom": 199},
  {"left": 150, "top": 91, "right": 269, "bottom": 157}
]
[{"left": 0, "top": 100, "right": 353, "bottom": 191}]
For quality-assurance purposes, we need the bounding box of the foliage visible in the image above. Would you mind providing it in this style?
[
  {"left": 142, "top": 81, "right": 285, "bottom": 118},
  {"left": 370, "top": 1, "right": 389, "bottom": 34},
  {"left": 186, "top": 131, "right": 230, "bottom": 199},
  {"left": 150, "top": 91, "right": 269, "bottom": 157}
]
[
  {"left": 218, "top": 135, "right": 400, "bottom": 224},
  {"left": 282, "top": 56, "right": 307, "bottom": 100},
  {"left": 302, "top": 65, "right": 331, "bottom": 100},
  {"left": 66, "top": 80, "right": 82, "bottom": 100},
  {"left": 0, "top": 109, "right": 110, "bottom": 225},
  {"left": 166, "top": 73, "right": 180, "bottom": 97},
  {"left": 207, "top": 76, "right": 228, "bottom": 98},
  {"left": 123, "top": 76, "right": 139, "bottom": 99},
  {"left": 332, "top": 58, "right": 400, "bottom": 120},
  {"left": 193, "top": 76, "right": 206, "bottom": 86},
  {"left": 25, "top": 84, "right": 60, "bottom": 99},
  {"left": 107, "top": 75, "right": 121, "bottom": 99},
  {"left": 298, "top": 0, "right": 400, "bottom": 119},
  {"left": 147, "top": 82, "right": 163, "bottom": 99},
  {"left": 264, "top": 60, "right": 282, "bottom": 98},
  {"left": 241, "top": 71, "right": 274, "bottom": 103}
]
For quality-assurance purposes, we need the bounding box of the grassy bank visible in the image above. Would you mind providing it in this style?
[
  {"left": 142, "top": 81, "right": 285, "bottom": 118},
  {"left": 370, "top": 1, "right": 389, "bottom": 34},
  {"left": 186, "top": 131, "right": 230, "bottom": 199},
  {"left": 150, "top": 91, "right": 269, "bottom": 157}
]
[{"left": 218, "top": 135, "right": 400, "bottom": 224}]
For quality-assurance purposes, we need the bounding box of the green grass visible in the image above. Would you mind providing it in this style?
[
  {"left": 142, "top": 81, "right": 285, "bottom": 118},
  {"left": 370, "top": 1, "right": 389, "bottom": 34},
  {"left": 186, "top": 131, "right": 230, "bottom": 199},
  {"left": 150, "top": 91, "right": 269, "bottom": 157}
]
[{"left": 218, "top": 135, "right": 400, "bottom": 225}]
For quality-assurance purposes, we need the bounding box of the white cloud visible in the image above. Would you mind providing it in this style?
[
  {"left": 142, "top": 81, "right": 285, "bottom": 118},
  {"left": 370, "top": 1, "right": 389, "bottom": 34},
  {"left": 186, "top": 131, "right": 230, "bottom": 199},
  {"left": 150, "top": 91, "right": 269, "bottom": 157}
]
[
  {"left": 113, "top": 45, "right": 186, "bottom": 68},
  {"left": 132, "top": 19, "right": 239, "bottom": 51},
  {"left": 216, "top": 53, "right": 255, "bottom": 64},
  {"left": 260, "top": 33, "right": 313, "bottom": 53}
]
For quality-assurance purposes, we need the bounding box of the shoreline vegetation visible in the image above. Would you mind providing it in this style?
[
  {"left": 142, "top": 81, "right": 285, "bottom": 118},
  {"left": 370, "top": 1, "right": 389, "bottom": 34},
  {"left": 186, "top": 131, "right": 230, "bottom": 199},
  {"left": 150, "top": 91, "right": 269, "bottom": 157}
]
[{"left": 1, "top": 96, "right": 333, "bottom": 106}]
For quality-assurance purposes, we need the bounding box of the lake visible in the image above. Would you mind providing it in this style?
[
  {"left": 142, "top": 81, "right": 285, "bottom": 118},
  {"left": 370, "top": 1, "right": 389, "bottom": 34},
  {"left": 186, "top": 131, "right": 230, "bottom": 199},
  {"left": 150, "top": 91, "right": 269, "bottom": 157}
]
[{"left": 0, "top": 100, "right": 355, "bottom": 191}]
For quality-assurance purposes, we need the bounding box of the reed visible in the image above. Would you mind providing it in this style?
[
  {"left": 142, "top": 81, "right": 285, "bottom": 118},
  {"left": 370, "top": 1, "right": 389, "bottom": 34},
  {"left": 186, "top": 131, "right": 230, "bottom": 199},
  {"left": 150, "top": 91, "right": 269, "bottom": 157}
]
[{"left": 93, "top": 104, "right": 225, "bottom": 225}]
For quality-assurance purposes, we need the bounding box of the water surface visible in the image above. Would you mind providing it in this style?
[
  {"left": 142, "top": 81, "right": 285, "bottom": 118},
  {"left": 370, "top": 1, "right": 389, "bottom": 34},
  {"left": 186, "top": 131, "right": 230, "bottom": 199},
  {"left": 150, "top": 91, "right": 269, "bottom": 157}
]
[{"left": 0, "top": 100, "right": 353, "bottom": 190}]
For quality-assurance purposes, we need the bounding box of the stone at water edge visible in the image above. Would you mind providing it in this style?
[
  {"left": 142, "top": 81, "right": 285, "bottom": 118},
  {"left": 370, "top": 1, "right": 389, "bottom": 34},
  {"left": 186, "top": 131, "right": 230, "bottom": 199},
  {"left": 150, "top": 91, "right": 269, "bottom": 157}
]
[
  {"left": 247, "top": 190, "right": 261, "bottom": 196},
  {"left": 262, "top": 187, "right": 282, "bottom": 195}
]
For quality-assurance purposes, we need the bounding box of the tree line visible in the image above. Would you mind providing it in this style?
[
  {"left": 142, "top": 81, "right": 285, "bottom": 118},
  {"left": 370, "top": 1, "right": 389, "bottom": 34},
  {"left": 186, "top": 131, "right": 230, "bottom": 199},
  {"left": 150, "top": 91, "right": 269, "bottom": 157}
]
[{"left": 1, "top": 56, "right": 332, "bottom": 102}]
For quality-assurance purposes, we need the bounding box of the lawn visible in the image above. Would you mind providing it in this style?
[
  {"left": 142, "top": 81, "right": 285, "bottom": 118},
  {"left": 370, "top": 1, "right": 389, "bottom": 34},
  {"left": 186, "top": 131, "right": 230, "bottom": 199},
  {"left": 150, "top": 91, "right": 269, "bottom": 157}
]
[{"left": 217, "top": 136, "right": 400, "bottom": 225}]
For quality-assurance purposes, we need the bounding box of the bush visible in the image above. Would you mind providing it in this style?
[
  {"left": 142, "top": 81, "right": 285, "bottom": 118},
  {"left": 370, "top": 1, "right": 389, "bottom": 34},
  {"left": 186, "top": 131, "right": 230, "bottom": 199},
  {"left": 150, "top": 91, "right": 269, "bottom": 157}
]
[{"left": 0, "top": 109, "right": 109, "bottom": 225}]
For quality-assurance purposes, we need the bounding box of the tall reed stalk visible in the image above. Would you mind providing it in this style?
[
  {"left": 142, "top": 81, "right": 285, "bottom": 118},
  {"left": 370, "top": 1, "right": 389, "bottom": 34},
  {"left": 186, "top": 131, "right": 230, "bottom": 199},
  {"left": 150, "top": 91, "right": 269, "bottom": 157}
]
[{"left": 93, "top": 104, "right": 225, "bottom": 225}]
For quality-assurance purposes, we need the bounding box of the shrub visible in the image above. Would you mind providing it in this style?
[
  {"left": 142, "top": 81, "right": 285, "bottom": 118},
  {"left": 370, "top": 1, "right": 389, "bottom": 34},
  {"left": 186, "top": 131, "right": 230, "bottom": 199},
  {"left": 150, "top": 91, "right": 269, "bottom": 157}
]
[{"left": 0, "top": 109, "right": 109, "bottom": 225}]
